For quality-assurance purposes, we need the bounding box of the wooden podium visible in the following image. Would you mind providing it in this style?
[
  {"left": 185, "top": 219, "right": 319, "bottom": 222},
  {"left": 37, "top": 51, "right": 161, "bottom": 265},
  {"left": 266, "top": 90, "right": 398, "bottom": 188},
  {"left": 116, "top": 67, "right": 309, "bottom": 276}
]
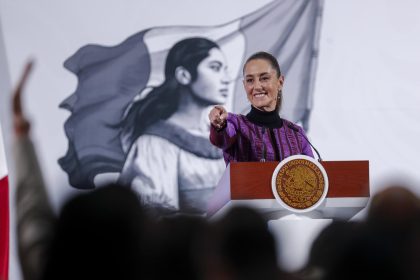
[{"left": 208, "top": 161, "right": 370, "bottom": 220}]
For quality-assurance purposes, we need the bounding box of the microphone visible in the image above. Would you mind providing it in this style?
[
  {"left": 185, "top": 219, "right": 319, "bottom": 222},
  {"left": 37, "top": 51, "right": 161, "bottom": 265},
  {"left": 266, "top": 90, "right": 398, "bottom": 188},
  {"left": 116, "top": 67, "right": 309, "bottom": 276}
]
[
  {"left": 287, "top": 123, "right": 323, "bottom": 161},
  {"left": 260, "top": 127, "right": 267, "bottom": 162}
]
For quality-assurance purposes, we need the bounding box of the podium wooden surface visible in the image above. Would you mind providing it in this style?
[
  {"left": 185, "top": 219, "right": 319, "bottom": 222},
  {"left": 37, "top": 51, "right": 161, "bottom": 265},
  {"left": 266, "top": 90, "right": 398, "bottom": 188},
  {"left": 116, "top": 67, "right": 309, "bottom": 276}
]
[{"left": 208, "top": 161, "right": 370, "bottom": 219}]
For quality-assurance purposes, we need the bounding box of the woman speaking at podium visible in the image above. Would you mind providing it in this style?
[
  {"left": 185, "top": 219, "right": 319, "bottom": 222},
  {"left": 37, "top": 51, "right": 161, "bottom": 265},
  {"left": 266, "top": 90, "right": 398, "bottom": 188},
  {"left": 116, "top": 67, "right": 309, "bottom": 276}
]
[{"left": 209, "top": 52, "right": 314, "bottom": 164}]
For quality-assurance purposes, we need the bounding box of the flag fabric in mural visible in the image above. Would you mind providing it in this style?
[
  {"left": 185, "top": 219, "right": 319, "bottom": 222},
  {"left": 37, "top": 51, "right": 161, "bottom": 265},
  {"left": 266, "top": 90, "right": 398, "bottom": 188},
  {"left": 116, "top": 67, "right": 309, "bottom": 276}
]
[
  {"left": 59, "top": 0, "right": 322, "bottom": 209},
  {"left": 234, "top": 0, "right": 323, "bottom": 126},
  {"left": 0, "top": 125, "right": 9, "bottom": 280}
]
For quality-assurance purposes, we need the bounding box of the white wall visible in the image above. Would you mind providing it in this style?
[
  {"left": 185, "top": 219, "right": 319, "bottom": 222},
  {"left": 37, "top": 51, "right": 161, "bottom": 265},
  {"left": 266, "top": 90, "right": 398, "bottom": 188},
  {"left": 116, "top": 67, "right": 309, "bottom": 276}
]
[{"left": 311, "top": 0, "right": 420, "bottom": 199}]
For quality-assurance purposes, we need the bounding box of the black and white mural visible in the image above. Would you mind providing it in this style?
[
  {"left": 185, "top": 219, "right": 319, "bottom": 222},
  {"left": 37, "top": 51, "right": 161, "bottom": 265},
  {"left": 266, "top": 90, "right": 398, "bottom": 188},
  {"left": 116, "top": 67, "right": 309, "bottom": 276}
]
[{"left": 57, "top": 0, "right": 322, "bottom": 214}]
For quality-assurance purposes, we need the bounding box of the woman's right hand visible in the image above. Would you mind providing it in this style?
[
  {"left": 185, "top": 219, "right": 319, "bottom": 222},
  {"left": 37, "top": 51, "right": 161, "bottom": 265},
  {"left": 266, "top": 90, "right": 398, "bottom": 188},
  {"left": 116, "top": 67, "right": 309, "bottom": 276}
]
[
  {"left": 209, "top": 105, "right": 228, "bottom": 130},
  {"left": 13, "top": 60, "right": 34, "bottom": 137}
]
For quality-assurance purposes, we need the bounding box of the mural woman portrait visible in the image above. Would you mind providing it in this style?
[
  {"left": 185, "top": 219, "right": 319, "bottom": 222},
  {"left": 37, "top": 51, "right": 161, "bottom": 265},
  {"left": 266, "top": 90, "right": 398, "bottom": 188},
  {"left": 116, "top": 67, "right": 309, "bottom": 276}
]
[{"left": 118, "top": 37, "right": 230, "bottom": 215}]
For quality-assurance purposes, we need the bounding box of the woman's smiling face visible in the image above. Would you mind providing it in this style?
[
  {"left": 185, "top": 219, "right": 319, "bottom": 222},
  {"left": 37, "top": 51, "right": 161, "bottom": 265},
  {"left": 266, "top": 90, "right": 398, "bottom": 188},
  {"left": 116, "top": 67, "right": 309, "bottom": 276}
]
[{"left": 243, "top": 58, "right": 284, "bottom": 112}]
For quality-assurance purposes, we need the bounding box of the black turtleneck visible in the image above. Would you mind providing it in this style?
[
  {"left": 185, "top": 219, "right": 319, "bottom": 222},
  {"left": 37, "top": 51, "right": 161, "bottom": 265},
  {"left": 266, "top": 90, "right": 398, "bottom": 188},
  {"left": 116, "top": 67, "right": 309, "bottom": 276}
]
[
  {"left": 245, "top": 106, "right": 283, "bottom": 160},
  {"left": 245, "top": 106, "right": 283, "bottom": 128}
]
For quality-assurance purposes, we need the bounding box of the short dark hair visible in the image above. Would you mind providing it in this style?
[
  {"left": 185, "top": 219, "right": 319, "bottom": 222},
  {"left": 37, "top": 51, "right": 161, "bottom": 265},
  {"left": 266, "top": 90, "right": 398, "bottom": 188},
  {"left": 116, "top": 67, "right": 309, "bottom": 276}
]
[
  {"left": 243, "top": 51, "right": 281, "bottom": 78},
  {"left": 165, "top": 37, "right": 219, "bottom": 82}
]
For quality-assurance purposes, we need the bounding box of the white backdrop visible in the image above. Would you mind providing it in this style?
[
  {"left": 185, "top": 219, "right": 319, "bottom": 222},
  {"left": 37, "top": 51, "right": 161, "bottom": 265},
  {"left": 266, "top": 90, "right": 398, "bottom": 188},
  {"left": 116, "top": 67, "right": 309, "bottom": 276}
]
[
  {"left": 1, "top": 0, "right": 420, "bottom": 278},
  {"left": 311, "top": 0, "right": 420, "bottom": 195}
]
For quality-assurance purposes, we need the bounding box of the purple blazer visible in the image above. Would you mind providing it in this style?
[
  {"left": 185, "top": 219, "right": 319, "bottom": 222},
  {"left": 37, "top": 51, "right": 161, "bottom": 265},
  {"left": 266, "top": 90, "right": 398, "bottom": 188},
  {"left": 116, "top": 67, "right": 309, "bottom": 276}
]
[{"left": 210, "top": 113, "right": 314, "bottom": 165}]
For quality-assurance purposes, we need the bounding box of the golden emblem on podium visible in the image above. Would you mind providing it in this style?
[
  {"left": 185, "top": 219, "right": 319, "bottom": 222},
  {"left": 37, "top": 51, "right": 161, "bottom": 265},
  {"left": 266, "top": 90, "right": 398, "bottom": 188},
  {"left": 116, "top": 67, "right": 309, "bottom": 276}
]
[{"left": 271, "top": 155, "right": 328, "bottom": 213}]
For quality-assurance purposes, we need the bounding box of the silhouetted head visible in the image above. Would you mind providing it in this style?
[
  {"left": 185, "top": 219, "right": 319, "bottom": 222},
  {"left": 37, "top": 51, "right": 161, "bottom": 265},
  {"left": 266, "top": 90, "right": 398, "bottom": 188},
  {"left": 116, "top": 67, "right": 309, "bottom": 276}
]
[
  {"left": 148, "top": 215, "right": 206, "bottom": 280},
  {"left": 198, "top": 206, "right": 280, "bottom": 280},
  {"left": 43, "top": 184, "right": 148, "bottom": 280},
  {"left": 368, "top": 185, "right": 420, "bottom": 228}
]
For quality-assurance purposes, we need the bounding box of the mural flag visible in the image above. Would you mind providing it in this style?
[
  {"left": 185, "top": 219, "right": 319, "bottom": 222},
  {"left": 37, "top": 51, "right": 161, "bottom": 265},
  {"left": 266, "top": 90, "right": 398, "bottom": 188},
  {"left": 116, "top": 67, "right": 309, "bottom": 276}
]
[{"left": 59, "top": 0, "right": 322, "bottom": 189}]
